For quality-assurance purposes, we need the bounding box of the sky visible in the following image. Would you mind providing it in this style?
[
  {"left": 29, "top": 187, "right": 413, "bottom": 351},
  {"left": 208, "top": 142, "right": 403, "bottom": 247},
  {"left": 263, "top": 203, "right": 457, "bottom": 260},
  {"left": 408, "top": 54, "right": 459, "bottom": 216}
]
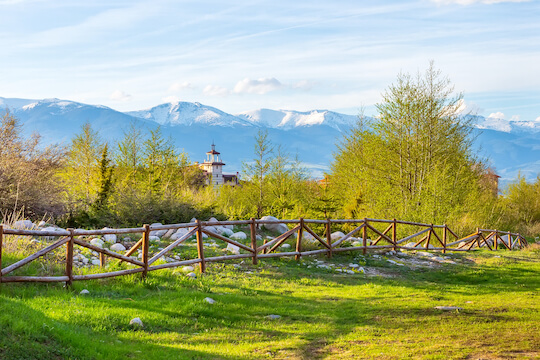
[{"left": 1, "top": 0, "right": 539, "bottom": 121}]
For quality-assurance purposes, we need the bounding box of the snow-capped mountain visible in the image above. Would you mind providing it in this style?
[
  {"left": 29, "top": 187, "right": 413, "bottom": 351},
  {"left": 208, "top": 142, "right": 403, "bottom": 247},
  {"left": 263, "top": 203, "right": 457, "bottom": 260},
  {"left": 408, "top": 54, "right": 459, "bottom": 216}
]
[
  {"left": 2, "top": 96, "right": 540, "bottom": 184},
  {"left": 237, "top": 109, "right": 358, "bottom": 131},
  {"left": 127, "top": 101, "right": 253, "bottom": 127}
]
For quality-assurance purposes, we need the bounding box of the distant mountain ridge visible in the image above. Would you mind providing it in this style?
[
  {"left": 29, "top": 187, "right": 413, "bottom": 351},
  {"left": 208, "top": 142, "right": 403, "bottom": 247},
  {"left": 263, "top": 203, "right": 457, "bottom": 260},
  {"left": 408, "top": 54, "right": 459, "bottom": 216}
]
[{"left": 1, "top": 96, "right": 540, "bottom": 185}]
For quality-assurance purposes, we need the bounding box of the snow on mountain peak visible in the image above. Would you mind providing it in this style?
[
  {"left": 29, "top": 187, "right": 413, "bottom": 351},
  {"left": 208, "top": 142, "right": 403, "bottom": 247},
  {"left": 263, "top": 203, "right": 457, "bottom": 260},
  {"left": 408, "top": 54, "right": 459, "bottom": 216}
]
[
  {"left": 237, "top": 109, "right": 357, "bottom": 130},
  {"left": 127, "top": 101, "right": 252, "bottom": 127}
]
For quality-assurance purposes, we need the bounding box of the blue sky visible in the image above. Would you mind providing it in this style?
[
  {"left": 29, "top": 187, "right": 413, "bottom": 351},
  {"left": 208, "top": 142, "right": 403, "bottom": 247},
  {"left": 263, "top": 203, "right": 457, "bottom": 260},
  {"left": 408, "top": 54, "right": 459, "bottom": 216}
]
[{"left": 1, "top": 0, "right": 539, "bottom": 121}]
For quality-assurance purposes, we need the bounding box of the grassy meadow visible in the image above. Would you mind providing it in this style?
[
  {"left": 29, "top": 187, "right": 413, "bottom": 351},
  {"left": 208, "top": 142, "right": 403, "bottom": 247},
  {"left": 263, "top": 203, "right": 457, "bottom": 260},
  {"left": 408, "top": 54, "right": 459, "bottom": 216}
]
[{"left": 0, "top": 245, "right": 539, "bottom": 360}]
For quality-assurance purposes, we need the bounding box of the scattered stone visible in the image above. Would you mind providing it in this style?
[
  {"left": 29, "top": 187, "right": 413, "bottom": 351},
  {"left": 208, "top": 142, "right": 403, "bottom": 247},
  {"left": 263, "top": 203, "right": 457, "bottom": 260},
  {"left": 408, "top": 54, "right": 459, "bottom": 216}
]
[
  {"left": 281, "top": 243, "right": 291, "bottom": 249},
  {"left": 386, "top": 250, "right": 396, "bottom": 256},
  {"left": 149, "top": 235, "right": 160, "bottom": 242},
  {"left": 110, "top": 243, "right": 126, "bottom": 252},
  {"left": 349, "top": 263, "right": 360, "bottom": 268},
  {"left": 186, "top": 272, "right": 197, "bottom": 278},
  {"left": 230, "top": 232, "right": 247, "bottom": 240},
  {"left": 226, "top": 243, "right": 240, "bottom": 254},
  {"left": 181, "top": 266, "right": 195, "bottom": 273},
  {"left": 260, "top": 216, "right": 289, "bottom": 234},
  {"left": 204, "top": 297, "right": 216, "bottom": 304},
  {"left": 103, "top": 233, "right": 117, "bottom": 243},
  {"left": 434, "top": 306, "right": 463, "bottom": 311},
  {"left": 89, "top": 238, "right": 104, "bottom": 248},
  {"left": 129, "top": 317, "right": 144, "bottom": 327},
  {"left": 79, "top": 289, "right": 90, "bottom": 295},
  {"left": 266, "top": 314, "right": 281, "bottom": 320},
  {"left": 13, "top": 220, "right": 35, "bottom": 230},
  {"left": 386, "top": 259, "right": 404, "bottom": 266},
  {"left": 330, "top": 231, "right": 346, "bottom": 241},
  {"left": 416, "top": 251, "right": 434, "bottom": 258},
  {"left": 91, "top": 259, "right": 101, "bottom": 266},
  {"left": 220, "top": 228, "right": 234, "bottom": 237}
]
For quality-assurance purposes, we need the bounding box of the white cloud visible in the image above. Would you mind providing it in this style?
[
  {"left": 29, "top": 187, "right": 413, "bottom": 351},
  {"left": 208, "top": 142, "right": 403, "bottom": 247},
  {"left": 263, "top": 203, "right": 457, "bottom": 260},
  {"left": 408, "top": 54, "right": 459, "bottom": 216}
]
[
  {"left": 292, "top": 80, "right": 317, "bottom": 91},
  {"left": 169, "top": 82, "right": 195, "bottom": 92},
  {"left": 510, "top": 115, "right": 521, "bottom": 121},
  {"left": 233, "top": 77, "right": 283, "bottom": 95},
  {"left": 203, "top": 85, "right": 229, "bottom": 97},
  {"left": 455, "top": 99, "right": 483, "bottom": 115},
  {"left": 488, "top": 111, "right": 505, "bottom": 119},
  {"left": 109, "top": 90, "right": 132, "bottom": 102},
  {"left": 430, "top": 0, "right": 531, "bottom": 5},
  {"left": 536, "top": 116, "right": 540, "bottom": 122}
]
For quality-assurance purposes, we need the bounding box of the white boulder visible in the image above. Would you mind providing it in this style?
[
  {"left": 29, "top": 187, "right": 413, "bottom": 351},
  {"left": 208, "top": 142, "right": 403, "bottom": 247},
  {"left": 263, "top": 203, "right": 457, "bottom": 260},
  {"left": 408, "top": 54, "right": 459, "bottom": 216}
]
[
  {"left": 226, "top": 243, "right": 240, "bottom": 254},
  {"left": 186, "top": 272, "right": 197, "bottom": 278},
  {"left": 89, "top": 238, "right": 104, "bottom": 248},
  {"left": 220, "top": 228, "right": 234, "bottom": 237},
  {"left": 204, "top": 297, "right": 216, "bottom": 304},
  {"left": 181, "top": 266, "right": 194, "bottom": 273},
  {"left": 260, "top": 216, "right": 289, "bottom": 234},
  {"left": 110, "top": 243, "right": 126, "bottom": 252},
  {"left": 103, "top": 234, "right": 117, "bottom": 243},
  {"left": 331, "top": 231, "right": 346, "bottom": 241},
  {"left": 80, "top": 289, "right": 90, "bottom": 295},
  {"left": 91, "top": 259, "right": 101, "bottom": 266},
  {"left": 13, "top": 220, "right": 35, "bottom": 230},
  {"left": 129, "top": 317, "right": 144, "bottom": 327},
  {"left": 230, "top": 232, "right": 247, "bottom": 240}
]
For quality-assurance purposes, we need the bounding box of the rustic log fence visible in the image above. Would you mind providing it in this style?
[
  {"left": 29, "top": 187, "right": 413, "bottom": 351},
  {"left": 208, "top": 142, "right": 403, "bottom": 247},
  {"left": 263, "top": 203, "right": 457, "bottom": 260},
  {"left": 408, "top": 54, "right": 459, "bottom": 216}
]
[{"left": 0, "top": 218, "right": 528, "bottom": 285}]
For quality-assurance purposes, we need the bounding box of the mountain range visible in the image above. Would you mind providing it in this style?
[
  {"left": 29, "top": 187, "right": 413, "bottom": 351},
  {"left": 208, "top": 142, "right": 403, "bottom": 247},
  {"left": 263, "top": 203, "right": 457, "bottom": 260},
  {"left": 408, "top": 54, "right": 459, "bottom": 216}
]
[{"left": 1, "top": 96, "right": 539, "bottom": 186}]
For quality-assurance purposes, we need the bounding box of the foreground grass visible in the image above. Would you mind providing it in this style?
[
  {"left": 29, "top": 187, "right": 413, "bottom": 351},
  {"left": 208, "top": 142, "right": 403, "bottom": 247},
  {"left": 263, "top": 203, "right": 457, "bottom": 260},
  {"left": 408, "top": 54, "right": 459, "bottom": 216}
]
[{"left": 0, "top": 246, "right": 539, "bottom": 359}]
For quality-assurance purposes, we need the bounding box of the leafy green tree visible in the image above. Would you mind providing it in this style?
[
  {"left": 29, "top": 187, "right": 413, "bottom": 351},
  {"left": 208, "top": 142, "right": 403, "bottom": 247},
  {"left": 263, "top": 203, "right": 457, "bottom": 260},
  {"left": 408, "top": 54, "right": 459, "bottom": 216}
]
[
  {"left": 92, "top": 143, "right": 114, "bottom": 211},
  {"left": 332, "top": 62, "right": 484, "bottom": 226}
]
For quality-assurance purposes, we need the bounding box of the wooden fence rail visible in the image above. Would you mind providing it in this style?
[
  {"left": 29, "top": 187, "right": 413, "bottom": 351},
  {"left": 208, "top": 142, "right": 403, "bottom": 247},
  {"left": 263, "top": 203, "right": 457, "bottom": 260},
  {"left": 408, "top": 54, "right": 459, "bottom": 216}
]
[{"left": 0, "top": 218, "right": 528, "bottom": 285}]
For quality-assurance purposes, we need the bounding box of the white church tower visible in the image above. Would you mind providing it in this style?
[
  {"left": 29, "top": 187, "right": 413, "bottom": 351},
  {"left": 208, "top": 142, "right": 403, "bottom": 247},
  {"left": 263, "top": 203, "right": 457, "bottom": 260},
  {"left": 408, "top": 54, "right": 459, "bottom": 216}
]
[{"left": 200, "top": 143, "right": 225, "bottom": 186}]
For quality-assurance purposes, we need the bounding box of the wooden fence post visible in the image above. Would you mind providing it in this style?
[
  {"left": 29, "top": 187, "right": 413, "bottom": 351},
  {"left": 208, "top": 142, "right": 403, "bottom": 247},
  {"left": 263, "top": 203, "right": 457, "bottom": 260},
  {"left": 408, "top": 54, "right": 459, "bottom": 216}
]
[
  {"left": 295, "top": 218, "right": 304, "bottom": 261},
  {"left": 250, "top": 218, "right": 257, "bottom": 265},
  {"left": 66, "top": 228, "right": 74, "bottom": 287},
  {"left": 142, "top": 224, "right": 150, "bottom": 278},
  {"left": 326, "top": 219, "right": 332, "bottom": 258},
  {"left": 507, "top": 231, "right": 512, "bottom": 250},
  {"left": 494, "top": 230, "right": 498, "bottom": 251},
  {"left": 362, "top": 218, "right": 367, "bottom": 255},
  {"left": 392, "top": 219, "right": 397, "bottom": 252},
  {"left": 196, "top": 220, "right": 206, "bottom": 273},
  {"left": 442, "top": 225, "right": 447, "bottom": 254},
  {"left": 0, "top": 225, "right": 3, "bottom": 284}
]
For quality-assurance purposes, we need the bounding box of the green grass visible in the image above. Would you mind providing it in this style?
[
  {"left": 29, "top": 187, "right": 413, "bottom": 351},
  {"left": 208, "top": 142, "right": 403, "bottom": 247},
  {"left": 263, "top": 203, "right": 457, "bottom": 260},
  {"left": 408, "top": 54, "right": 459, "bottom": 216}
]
[{"left": 1, "top": 246, "right": 539, "bottom": 359}]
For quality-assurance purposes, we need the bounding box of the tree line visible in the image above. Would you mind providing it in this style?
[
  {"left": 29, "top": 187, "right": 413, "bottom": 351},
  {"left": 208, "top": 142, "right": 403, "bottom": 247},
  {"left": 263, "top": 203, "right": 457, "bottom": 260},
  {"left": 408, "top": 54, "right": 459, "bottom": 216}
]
[{"left": 2, "top": 63, "right": 539, "bottom": 238}]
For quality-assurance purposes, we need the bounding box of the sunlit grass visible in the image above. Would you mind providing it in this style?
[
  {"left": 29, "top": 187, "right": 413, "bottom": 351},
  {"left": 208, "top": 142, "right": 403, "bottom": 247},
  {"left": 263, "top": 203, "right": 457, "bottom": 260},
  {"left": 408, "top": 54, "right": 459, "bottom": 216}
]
[{"left": 0, "top": 246, "right": 538, "bottom": 359}]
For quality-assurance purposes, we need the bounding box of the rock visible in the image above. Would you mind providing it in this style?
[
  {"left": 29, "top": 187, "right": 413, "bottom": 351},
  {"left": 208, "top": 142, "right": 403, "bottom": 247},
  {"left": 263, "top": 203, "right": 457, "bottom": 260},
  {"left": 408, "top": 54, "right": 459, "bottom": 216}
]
[
  {"left": 89, "top": 238, "right": 104, "bottom": 248},
  {"left": 226, "top": 243, "right": 240, "bottom": 254},
  {"left": 386, "top": 250, "right": 396, "bottom": 256},
  {"left": 387, "top": 259, "right": 404, "bottom": 266},
  {"left": 129, "top": 317, "right": 144, "bottom": 327},
  {"left": 80, "top": 289, "right": 90, "bottom": 295},
  {"left": 103, "top": 232, "right": 116, "bottom": 244},
  {"left": 37, "top": 220, "right": 48, "bottom": 227},
  {"left": 30, "top": 239, "right": 40, "bottom": 245},
  {"left": 110, "top": 243, "right": 126, "bottom": 252},
  {"left": 163, "top": 229, "right": 176, "bottom": 239},
  {"left": 404, "top": 242, "right": 421, "bottom": 249},
  {"left": 91, "top": 259, "right": 100, "bottom": 266},
  {"left": 230, "top": 232, "right": 247, "bottom": 240},
  {"left": 208, "top": 217, "right": 219, "bottom": 223},
  {"left": 13, "top": 220, "right": 35, "bottom": 230},
  {"left": 266, "top": 314, "right": 281, "bottom": 320},
  {"left": 149, "top": 235, "right": 160, "bottom": 242},
  {"left": 171, "top": 228, "right": 189, "bottom": 240},
  {"left": 345, "top": 270, "right": 355, "bottom": 274},
  {"left": 260, "top": 216, "right": 289, "bottom": 234},
  {"left": 416, "top": 251, "right": 434, "bottom": 257},
  {"left": 181, "top": 266, "right": 194, "bottom": 273},
  {"left": 357, "top": 267, "right": 365, "bottom": 273},
  {"left": 281, "top": 243, "right": 291, "bottom": 249},
  {"left": 186, "top": 272, "right": 197, "bottom": 278},
  {"left": 81, "top": 255, "right": 89, "bottom": 264},
  {"left": 434, "top": 306, "right": 462, "bottom": 311},
  {"left": 351, "top": 241, "right": 362, "bottom": 247},
  {"left": 330, "top": 231, "right": 346, "bottom": 241},
  {"left": 204, "top": 297, "right": 216, "bottom": 304},
  {"left": 220, "top": 228, "right": 234, "bottom": 237},
  {"left": 349, "top": 263, "right": 360, "bottom": 268}
]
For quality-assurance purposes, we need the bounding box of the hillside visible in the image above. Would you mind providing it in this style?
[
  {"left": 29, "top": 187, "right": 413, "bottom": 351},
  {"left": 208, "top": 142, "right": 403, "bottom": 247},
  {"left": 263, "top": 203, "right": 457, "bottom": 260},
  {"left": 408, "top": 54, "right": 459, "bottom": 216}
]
[{"left": 1, "top": 97, "right": 539, "bottom": 183}]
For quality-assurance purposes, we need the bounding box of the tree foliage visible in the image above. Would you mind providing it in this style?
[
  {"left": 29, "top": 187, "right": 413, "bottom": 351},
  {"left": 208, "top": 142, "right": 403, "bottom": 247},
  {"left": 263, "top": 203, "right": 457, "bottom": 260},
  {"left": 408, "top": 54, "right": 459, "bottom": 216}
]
[{"left": 332, "top": 62, "right": 486, "bottom": 226}]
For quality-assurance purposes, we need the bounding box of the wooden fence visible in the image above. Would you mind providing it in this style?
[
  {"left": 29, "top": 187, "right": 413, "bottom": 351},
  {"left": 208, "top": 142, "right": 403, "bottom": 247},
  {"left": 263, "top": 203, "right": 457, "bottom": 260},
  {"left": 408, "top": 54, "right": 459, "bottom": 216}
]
[{"left": 0, "top": 218, "right": 528, "bottom": 285}]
